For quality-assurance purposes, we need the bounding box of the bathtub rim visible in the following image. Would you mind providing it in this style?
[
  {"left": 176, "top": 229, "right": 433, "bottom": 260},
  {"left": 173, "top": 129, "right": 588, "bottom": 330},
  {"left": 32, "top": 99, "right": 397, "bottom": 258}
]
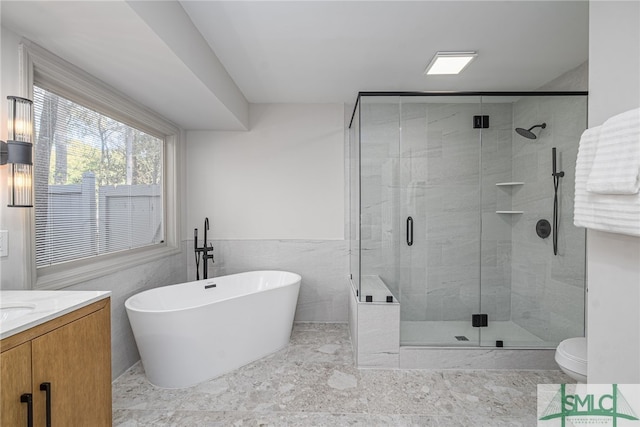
[{"left": 125, "top": 270, "right": 301, "bottom": 314}]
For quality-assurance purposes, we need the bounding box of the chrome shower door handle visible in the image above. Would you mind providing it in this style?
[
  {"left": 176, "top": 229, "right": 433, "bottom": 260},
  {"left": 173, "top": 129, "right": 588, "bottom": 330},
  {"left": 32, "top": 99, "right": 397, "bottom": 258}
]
[{"left": 407, "top": 216, "right": 413, "bottom": 246}]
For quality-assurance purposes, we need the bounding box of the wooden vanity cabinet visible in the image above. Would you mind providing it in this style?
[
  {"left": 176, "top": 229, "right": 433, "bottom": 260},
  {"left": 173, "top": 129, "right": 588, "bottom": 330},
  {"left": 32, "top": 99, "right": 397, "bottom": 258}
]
[
  {"left": 0, "top": 298, "right": 112, "bottom": 427},
  {"left": 1, "top": 341, "right": 32, "bottom": 425}
]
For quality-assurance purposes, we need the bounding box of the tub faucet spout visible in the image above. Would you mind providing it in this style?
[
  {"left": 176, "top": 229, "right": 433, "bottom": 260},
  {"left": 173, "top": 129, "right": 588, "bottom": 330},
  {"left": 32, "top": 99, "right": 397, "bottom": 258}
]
[{"left": 194, "top": 217, "right": 214, "bottom": 279}]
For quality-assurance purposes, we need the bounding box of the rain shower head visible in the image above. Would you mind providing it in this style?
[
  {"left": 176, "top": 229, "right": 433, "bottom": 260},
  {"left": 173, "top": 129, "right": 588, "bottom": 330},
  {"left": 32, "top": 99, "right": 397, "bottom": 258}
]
[{"left": 515, "top": 123, "right": 546, "bottom": 139}]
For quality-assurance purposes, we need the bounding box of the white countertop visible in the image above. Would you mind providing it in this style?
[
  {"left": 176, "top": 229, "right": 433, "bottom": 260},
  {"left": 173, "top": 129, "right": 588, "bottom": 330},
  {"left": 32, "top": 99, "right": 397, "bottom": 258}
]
[{"left": 0, "top": 290, "right": 111, "bottom": 340}]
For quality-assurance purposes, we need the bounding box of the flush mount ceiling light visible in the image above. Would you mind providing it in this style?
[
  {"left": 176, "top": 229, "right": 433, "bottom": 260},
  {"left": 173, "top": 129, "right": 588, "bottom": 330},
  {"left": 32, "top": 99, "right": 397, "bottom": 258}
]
[{"left": 424, "top": 51, "right": 477, "bottom": 75}]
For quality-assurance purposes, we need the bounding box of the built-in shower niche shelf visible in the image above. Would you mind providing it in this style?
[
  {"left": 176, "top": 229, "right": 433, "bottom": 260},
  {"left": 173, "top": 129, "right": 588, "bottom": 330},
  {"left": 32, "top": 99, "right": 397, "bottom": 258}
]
[{"left": 496, "top": 182, "right": 524, "bottom": 213}]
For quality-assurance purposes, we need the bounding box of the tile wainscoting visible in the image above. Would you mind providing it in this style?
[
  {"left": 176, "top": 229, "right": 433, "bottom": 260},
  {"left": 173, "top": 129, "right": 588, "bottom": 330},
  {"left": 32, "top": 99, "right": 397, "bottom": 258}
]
[
  {"left": 70, "top": 247, "right": 186, "bottom": 379},
  {"left": 185, "top": 239, "right": 350, "bottom": 322}
]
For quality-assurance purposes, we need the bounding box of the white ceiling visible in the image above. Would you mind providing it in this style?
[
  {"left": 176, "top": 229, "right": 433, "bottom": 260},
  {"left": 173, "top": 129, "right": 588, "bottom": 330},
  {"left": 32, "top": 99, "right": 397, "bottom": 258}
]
[
  {"left": 1, "top": 1, "right": 588, "bottom": 130},
  {"left": 182, "top": 1, "right": 588, "bottom": 103},
  {"left": 0, "top": 1, "right": 249, "bottom": 130}
]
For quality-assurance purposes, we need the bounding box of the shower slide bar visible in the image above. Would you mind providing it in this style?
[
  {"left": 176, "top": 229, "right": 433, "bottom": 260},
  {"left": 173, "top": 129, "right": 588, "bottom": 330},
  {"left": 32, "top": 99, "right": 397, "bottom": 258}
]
[{"left": 552, "top": 147, "right": 564, "bottom": 256}]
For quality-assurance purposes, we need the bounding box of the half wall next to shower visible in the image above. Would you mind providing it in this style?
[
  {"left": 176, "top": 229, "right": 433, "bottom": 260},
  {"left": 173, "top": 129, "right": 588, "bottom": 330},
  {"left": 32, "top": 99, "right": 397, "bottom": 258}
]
[{"left": 349, "top": 93, "right": 587, "bottom": 351}]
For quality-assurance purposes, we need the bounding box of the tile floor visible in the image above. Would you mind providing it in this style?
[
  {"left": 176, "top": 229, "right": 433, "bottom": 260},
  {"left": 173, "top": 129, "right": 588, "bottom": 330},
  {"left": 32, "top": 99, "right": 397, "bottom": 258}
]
[{"left": 112, "top": 323, "right": 572, "bottom": 426}]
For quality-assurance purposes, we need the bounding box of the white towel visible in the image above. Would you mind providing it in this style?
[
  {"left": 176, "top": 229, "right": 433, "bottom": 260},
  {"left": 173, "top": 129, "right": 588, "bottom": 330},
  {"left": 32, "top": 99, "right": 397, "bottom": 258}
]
[
  {"left": 587, "top": 108, "right": 640, "bottom": 195},
  {"left": 574, "top": 124, "right": 640, "bottom": 237}
]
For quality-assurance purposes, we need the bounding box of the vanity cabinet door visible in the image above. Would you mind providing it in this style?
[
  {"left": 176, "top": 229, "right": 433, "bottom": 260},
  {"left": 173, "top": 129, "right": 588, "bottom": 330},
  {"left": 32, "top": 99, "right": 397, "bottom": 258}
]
[
  {"left": 0, "top": 341, "right": 32, "bottom": 427},
  {"left": 31, "top": 303, "right": 112, "bottom": 427}
]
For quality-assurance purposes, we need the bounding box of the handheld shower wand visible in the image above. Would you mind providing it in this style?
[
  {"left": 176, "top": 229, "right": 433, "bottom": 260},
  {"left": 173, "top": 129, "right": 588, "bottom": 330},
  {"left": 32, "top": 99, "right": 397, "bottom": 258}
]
[
  {"left": 552, "top": 148, "right": 564, "bottom": 256},
  {"left": 194, "top": 227, "right": 200, "bottom": 280},
  {"left": 204, "top": 217, "right": 209, "bottom": 249}
]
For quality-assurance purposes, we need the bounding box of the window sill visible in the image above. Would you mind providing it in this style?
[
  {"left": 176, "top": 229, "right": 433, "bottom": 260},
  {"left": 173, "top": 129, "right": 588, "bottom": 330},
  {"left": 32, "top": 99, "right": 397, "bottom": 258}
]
[{"left": 34, "top": 244, "right": 182, "bottom": 290}]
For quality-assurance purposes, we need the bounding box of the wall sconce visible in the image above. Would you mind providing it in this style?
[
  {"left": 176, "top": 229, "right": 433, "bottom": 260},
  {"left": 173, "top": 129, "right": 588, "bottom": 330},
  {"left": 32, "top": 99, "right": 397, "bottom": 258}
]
[{"left": 0, "top": 96, "right": 34, "bottom": 208}]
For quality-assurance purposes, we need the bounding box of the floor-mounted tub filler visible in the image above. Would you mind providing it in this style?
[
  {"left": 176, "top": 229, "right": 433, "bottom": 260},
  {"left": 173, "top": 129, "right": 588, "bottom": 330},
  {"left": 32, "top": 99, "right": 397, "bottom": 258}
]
[{"left": 125, "top": 270, "right": 301, "bottom": 388}]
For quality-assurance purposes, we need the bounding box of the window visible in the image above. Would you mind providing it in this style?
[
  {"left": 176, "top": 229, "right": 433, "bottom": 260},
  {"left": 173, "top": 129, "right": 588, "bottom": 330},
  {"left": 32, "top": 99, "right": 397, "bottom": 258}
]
[
  {"left": 22, "top": 41, "right": 181, "bottom": 289},
  {"left": 33, "top": 86, "right": 164, "bottom": 268}
]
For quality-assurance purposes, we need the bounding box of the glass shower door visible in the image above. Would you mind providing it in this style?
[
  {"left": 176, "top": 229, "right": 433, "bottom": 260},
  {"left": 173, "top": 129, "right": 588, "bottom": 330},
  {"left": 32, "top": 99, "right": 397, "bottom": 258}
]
[
  {"left": 476, "top": 96, "right": 518, "bottom": 347},
  {"left": 356, "top": 92, "right": 586, "bottom": 350},
  {"left": 478, "top": 95, "right": 587, "bottom": 348},
  {"left": 399, "top": 96, "right": 483, "bottom": 346},
  {"left": 358, "top": 97, "right": 402, "bottom": 304}
]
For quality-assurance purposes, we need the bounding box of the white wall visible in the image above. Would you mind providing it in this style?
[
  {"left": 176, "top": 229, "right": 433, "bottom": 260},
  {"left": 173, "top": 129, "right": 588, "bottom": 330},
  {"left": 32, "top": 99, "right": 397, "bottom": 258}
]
[
  {"left": 538, "top": 61, "right": 588, "bottom": 92},
  {"left": 184, "top": 103, "right": 350, "bottom": 323},
  {"left": 0, "top": 26, "right": 29, "bottom": 289},
  {"left": 587, "top": 1, "right": 640, "bottom": 383},
  {"left": 185, "top": 103, "right": 344, "bottom": 240}
]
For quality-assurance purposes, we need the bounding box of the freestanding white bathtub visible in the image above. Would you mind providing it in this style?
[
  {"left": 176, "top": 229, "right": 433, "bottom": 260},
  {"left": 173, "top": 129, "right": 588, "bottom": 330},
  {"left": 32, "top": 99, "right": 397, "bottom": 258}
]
[{"left": 125, "top": 270, "right": 301, "bottom": 388}]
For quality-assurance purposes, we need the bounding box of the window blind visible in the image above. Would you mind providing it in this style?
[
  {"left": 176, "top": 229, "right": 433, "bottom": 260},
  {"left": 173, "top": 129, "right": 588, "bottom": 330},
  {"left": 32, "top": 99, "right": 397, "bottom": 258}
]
[{"left": 33, "top": 85, "right": 164, "bottom": 268}]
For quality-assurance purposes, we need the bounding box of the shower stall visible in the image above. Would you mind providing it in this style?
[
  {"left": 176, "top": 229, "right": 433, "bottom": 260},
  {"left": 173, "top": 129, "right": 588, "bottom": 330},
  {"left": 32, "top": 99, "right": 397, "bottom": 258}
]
[{"left": 348, "top": 92, "right": 587, "bottom": 358}]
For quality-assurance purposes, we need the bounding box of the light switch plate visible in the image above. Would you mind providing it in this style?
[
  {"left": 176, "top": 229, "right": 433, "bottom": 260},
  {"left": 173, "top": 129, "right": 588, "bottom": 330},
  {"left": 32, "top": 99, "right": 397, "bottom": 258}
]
[{"left": 0, "top": 230, "right": 8, "bottom": 257}]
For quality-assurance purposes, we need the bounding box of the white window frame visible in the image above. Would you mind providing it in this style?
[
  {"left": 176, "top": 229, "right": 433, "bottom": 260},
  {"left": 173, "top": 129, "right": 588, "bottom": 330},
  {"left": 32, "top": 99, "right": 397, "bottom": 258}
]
[{"left": 20, "top": 40, "right": 182, "bottom": 290}]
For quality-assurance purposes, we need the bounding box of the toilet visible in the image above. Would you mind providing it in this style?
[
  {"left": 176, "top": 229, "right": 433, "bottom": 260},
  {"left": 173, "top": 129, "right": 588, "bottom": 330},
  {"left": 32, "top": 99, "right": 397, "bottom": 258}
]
[{"left": 555, "top": 337, "right": 587, "bottom": 383}]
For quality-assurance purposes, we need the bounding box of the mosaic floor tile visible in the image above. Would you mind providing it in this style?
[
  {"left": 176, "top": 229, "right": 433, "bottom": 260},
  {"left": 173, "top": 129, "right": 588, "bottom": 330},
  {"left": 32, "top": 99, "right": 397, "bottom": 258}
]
[{"left": 113, "top": 323, "right": 567, "bottom": 426}]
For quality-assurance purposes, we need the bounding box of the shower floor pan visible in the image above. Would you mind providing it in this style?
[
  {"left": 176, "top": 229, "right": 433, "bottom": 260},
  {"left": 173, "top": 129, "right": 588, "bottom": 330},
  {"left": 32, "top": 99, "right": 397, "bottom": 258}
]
[
  {"left": 399, "top": 321, "right": 558, "bottom": 370},
  {"left": 401, "top": 320, "right": 551, "bottom": 347}
]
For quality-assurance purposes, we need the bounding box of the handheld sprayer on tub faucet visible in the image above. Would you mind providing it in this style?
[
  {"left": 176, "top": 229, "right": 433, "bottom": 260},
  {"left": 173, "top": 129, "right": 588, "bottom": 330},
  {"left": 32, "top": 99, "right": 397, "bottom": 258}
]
[{"left": 194, "top": 217, "right": 214, "bottom": 279}]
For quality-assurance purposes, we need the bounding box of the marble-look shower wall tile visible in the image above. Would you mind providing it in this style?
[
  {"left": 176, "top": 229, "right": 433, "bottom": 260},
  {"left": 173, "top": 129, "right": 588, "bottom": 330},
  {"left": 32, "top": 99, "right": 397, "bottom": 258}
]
[
  {"left": 441, "top": 238, "right": 480, "bottom": 265},
  {"left": 357, "top": 302, "right": 400, "bottom": 368},
  {"left": 359, "top": 100, "right": 516, "bottom": 329},
  {"left": 483, "top": 103, "right": 514, "bottom": 130},
  {"left": 482, "top": 212, "right": 515, "bottom": 241},
  {"left": 427, "top": 211, "right": 479, "bottom": 240},
  {"left": 440, "top": 185, "right": 479, "bottom": 212},
  {"left": 423, "top": 262, "right": 480, "bottom": 321},
  {"left": 401, "top": 105, "right": 429, "bottom": 157},
  {"left": 360, "top": 101, "right": 401, "bottom": 310},
  {"left": 492, "top": 349, "right": 558, "bottom": 370},
  {"left": 481, "top": 239, "right": 498, "bottom": 267},
  {"left": 348, "top": 285, "right": 358, "bottom": 355},
  {"left": 478, "top": 103, "right": 514, "bottom": 325},
  {"left": 479, "top": 280, "right": 511, "bottom": 321},
  {"left": 401, "top": 347, "right": 497, "bottom": 370},
  {"left": 186, "top": 239, "right": 349, "bottom": 322},
  {"left": 399, "top": 347, "right": 557, "bottom": 370},
  {"left": 399, "top": 290, "right": 428, "bottom": 322},
  {"left": 510, "top": 95, "right": 587, "bottom": 342}
]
